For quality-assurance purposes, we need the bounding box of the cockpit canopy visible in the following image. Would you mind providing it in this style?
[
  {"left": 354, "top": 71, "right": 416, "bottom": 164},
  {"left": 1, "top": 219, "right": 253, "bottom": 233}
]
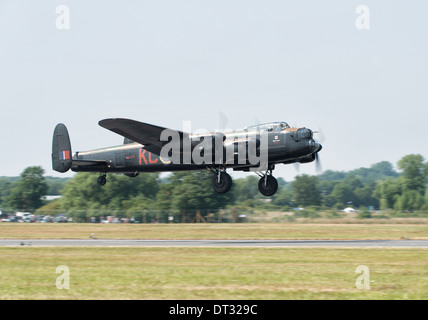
[{"left": 245, "top": 122, "right": 290, "bottom": 133}]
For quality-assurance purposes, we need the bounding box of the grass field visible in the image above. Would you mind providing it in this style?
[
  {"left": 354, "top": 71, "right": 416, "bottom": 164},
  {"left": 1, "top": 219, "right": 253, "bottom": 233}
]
[
  {"left": 0, "top": 223, "right": 427, "bottom": 300},
  {"left": 0, "top": 247, "right": 427, "bottom": 299},
  {"left": 0, "top": 223, "right": 427, "bottom": 240}
]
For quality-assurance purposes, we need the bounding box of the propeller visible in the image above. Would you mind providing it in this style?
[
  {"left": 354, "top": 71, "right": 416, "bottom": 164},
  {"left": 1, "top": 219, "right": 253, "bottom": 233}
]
[
  {"left": 218, "top": 111, "right": 228, "bottom": 132},
  {"left": 313, "top": 127, "right": 325, "bottom": 174},
  {"left": 293, "top": 153, "right": 321, "bottom": 174},
  {"left": 315, "top": 151, "right": 322, "bottom": 173},
  {"left": 313, "top": 127, "right": 326, "bottom": 144}
]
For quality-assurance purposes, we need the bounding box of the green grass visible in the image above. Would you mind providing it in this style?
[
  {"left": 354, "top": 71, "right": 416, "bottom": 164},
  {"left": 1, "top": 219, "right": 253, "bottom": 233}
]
[
  {"left": 0, "top": 223, "right": 427, "bottom": 240},
  {"left": 1, "top": 223, "right": 427, "bottom": 299},
  {"left": 0, "top": 247, "right": 427, "bottom": 299}
]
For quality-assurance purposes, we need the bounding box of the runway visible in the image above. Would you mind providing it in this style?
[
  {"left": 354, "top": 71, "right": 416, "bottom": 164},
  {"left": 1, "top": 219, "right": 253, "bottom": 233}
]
[{"left": 1, "top": 239, "right": 428, "bottom": 248}]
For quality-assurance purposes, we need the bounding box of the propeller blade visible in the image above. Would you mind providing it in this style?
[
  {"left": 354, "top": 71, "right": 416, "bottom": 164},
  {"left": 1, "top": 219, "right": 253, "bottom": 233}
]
[
  {"left": 314, "top": 127, "right": 325, "bottom": 144},
  {"left": 315, "top": 153, "right": 322, "bottom": 173},
  {"left": 218, "top": 111, "right": 228, "bottom": 131}
]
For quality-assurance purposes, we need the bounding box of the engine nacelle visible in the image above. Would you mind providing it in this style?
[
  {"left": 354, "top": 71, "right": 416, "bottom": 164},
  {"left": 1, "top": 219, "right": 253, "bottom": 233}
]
[{"left": 298, "top": 154, "right": 316, "bottom": 163}]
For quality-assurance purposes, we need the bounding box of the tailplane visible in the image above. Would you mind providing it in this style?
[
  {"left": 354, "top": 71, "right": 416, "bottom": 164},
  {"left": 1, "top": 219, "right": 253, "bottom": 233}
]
[{"left": 52, "top": 123, "right": 72, "bottom": 173}]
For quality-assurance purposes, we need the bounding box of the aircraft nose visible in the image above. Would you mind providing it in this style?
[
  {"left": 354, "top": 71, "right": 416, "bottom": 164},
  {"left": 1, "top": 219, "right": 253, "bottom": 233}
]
[{"left": 309, "top": 140, "right": 322, "bottom": 153}]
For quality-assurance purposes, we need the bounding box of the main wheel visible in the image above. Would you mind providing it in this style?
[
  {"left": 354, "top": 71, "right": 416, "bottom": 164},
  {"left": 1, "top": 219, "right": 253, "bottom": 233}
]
[
  {"left": 258, "top": 175, "right": 278, "bottom": 196},
  {"left": 211, "top": 172, "right": 232, "bottom": 194},
  {"left": 97, "top": 175, "right": 107, "bottom": 186}
]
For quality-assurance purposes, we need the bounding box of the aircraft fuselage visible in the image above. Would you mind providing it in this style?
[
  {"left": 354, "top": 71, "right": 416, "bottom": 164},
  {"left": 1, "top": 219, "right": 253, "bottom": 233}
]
[
  {"left": 53, "top": 119, "right": 322, "bottom": 196},
  {"left": 71, "top": 129, "right": 319, "bottom": 174}
]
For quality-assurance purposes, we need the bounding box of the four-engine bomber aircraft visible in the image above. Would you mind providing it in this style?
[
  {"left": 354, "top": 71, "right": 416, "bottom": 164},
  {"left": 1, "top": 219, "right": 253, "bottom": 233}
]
[{"left": 52, "top": 118, "right": 322, "bottom": 196}]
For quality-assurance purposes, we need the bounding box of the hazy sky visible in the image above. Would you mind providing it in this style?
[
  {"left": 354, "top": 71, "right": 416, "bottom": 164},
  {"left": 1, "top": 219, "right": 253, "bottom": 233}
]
[{"left": 0, "top": 0, "right": 427, "bottom": 182}]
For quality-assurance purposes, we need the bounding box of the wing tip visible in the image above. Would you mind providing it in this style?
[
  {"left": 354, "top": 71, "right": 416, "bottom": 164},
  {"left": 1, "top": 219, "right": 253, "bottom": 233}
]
[{"left": 99, "top": 118, "right": 136, "bottom": 128}]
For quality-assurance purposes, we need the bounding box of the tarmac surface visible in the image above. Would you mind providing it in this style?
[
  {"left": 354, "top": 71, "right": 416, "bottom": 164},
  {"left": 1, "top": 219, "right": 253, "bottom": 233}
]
[{"left": 1, "top": 239, "right": 428, "bottom": 248}]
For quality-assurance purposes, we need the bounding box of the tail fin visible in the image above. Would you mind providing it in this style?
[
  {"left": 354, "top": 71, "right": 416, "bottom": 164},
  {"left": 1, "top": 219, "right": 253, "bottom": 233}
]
[{"left": 52, "top": 123, "right": 72, "bottom": 173}]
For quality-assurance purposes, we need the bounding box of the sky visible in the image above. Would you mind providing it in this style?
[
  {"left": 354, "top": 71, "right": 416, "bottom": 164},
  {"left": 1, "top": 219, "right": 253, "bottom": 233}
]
[{"left": 0, "top": 0, "right": 427, "bottom": 182}]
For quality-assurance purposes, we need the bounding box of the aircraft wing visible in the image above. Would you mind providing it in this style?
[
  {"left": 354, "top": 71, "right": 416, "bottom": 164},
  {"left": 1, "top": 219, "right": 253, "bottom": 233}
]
[{"left": 99, "top": 118, "right": 190, "bottom": 156}]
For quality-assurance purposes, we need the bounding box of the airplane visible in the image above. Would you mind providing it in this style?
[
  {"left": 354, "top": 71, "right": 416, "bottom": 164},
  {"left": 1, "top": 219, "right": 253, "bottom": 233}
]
[{"left": 52, "top": 118, "right": 322, "bottom": 196}]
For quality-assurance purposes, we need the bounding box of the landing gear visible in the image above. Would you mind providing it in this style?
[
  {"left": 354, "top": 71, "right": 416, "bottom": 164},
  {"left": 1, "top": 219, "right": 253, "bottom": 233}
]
[
  {"left": 258, "top": 175, "right": 278, "bottom": 196},
  {"left": 97, "top": 174, "right": 107, "bottom": 186},
  {"left": 211, "top": 169, "right": 232, "bottom": 194},
  {"left": 257, "top": 166, "right": 278, "bottom": 196}
]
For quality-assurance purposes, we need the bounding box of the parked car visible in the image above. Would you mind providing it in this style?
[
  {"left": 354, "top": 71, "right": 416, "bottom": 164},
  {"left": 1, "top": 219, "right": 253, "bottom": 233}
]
[
  {"left": 41, "top": 216, "right": 53, "bottom": 223},
  {"left": 53, "top": 216, "right": 68, "bottom": 223},
  {"left": 23, "top": 215, "right": 36, "bottom": 223},
  {"left": 1, "top": 215, "right": 21, "bottom": 222}
]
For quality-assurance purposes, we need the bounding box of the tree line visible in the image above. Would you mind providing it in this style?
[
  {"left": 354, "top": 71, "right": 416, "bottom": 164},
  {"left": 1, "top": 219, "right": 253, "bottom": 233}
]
[{"left": 1, "top": 154, "right": 427, "bottom": 221}]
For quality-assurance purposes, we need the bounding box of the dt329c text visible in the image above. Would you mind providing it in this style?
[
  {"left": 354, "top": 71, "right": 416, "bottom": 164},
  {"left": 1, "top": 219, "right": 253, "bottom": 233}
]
[{"left": 212, "top": 304, "right": 257, "bottom": 315}]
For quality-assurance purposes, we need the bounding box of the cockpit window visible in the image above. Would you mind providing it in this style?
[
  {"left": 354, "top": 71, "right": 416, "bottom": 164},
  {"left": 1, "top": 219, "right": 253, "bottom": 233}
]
[
  {"left": 279, "top": 122, "right": 290, "bottom": 129},
  {"left": 245, "top": 122, "right": 290, "bottom": 132}
]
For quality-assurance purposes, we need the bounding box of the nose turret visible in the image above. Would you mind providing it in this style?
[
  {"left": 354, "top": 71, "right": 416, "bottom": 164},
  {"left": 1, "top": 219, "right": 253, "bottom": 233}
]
[{"left": 309, "top": 139, "right": 322, "bottom": 153}]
